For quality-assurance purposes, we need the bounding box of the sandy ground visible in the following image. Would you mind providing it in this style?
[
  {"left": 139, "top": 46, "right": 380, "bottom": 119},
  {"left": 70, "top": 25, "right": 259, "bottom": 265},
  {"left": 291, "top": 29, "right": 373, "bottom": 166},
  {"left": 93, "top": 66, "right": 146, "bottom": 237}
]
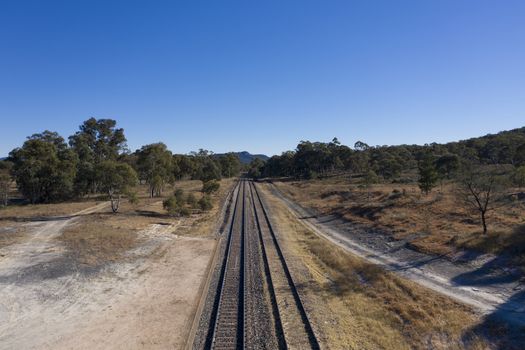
[
  {"left": 0, "top": 204, "right": 215, "bottom": 350},
  {"left": 266, "top": 183, "right": 525, "bottom": 327}
]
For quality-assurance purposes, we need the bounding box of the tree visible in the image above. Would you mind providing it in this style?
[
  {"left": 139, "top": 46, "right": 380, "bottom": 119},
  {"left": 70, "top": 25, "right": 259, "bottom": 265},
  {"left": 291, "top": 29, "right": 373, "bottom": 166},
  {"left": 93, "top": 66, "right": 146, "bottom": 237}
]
[
  {"left": 200, "top": 158, "right": 222, "bottom": 182},
  {"left": 512, "top": 166, "right": 525, "bottom": 190},
  {"left": 0, "top": 174, "right": 9, "bottom": 206},
  {"left": 69, "top": 118, "right": 127, "bottom": 195},
  {"left": 136, "top": 143, "right": 173, "bottom": 197},
  {"left": 9, "top": 132, "right": 77, "bottom": 203},
  {"left": 248, "top": 158, "right": 265, "bottom": 179},
  {"left": 458, "top": 166, "right": 505, "bottom": 235},
  {"left": 418, "top": 154, "right": 438, "bottom": 195},
  {"left": 219, "top": 153, "right": 241, "bottom": 178},
  {"left": 95, "top": 161, "right": 137, "bottom": 213},
  {"left": 515, "top": 143, "right": 525, "bottom": 167},
  {"left": 435, "top": 154, "right": 460, "bottom": 179},
  {"left": 0, "top": 161, "right": 12, "bottom": 206},
  {"left": 361, "top": 169, "right": 379, "bottom": 201}
]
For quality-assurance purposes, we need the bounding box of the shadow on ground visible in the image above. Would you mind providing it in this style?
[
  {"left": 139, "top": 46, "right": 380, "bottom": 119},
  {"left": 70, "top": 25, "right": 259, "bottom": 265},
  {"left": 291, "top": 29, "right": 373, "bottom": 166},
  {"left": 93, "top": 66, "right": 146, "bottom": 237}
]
[
  {"left": 452, "top": 257, "right": 525, "bottom": 349},
  {"left": 464, "top": 289, "right": 525, "bottom": 349}
]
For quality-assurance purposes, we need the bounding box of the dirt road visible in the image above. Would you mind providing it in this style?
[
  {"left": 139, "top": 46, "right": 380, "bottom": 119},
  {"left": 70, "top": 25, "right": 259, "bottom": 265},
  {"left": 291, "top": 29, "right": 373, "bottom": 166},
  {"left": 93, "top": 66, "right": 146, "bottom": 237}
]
[
  {"left": 267, "top": 183, "right": 525, "bottom": 327},
  {"left": 0, "top": 204, "right": 215, "bottom": 349}
]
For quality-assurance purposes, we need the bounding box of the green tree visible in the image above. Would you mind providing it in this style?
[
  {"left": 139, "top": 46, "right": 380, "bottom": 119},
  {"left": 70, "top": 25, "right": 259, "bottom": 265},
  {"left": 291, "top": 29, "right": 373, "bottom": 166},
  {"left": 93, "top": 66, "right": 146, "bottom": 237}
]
[
  {"left": 418, "top": 154, "right": 439, "bottom": 195},
  {"left": 435, "top": 154, "right": 460, "bottom": 179},
  {"left": 136, "top": 143, "right": 173, "bottom": 197},
  {"left": 0, "top": 174, "right": 10, "bottom": 206},
  {"left": 512, "top": 166, "right": 525, "bottom": 190},
  {"left": 361, "top": 169, "right": 379, "bottom": 201},
  {"left": 0, "top": 161, "right": 12, "bottom": 206},
  {"left": 69, "top": 118, "right": 127, "bottom": 195},
  {"left": 219, "top": 153, "right": 241, "bottom": 178},
  {"left": 9, "top": 132, "right": 77, "bottom": 203},
  {"left": 248, "top": 158, "right": 265, "bottom": 179},
  {"left": 95, "top": 161, "right": 137, "bottom": 213},
  {"left": 515, "top": 143, "right": 525, "bottom": 166}
]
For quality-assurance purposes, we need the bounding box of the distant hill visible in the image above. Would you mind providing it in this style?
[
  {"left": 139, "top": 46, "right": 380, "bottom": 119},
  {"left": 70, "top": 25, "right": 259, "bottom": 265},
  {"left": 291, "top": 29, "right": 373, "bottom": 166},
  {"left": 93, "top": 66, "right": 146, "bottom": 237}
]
[{"left": 215, "top": 151, "right": 269, "bottom": 164}]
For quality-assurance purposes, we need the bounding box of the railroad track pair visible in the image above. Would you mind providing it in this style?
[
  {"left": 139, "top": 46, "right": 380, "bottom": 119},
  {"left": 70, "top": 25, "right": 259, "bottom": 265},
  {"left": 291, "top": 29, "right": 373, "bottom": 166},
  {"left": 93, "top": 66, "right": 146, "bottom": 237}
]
[{"left": 204, "top": 179, "right": 319, "bottom": 350}]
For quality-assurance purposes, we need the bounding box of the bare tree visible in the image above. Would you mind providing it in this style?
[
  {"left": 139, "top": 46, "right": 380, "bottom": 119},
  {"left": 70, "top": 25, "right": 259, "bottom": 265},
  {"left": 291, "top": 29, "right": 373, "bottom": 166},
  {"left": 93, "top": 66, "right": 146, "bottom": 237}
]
[{"left": 458, "top": 167, "right": 505, "bottom": 235}]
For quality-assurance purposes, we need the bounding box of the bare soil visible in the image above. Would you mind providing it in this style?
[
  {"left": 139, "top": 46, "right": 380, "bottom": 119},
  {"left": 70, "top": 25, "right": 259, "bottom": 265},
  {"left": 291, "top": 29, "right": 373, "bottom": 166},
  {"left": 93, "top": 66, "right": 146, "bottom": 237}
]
[{"left": 0, "top": 179, "right": 235, "bottom": 349}]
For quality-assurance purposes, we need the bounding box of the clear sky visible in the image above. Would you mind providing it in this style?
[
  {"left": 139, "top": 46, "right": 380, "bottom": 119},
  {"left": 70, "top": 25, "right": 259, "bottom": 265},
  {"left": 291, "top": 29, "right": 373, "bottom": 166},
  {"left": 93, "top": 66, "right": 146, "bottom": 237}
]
[{"left": 1, "top": 0, "right": 524, "bottom": 156}]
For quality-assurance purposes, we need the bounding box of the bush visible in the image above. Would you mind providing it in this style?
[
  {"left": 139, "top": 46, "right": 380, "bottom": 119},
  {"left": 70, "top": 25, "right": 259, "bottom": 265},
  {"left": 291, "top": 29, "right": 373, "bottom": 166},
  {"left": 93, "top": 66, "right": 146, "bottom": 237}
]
[
  {"left": 163, "top": 195, "right": 192, "bottom": 216},
  {"left": 202, "top": 180, "right": 220, "bottom": 194},
  {"left": 127, "top": 191, "right": 139, "bottom": 205},
  {"left": 174, "top": 188, "right": 185, "bottom": 202},
  {"left": 163, "top": 196, "right": 178, "bottom": 216},
  {"left": 186, "top": 193, "right": 198, "bottom": 208},
  {"left": 178, "top": 206, "right": 191, "bottom": 217},
  {"left": 198, "top": 195, "right": 213, "bottom": 211}
]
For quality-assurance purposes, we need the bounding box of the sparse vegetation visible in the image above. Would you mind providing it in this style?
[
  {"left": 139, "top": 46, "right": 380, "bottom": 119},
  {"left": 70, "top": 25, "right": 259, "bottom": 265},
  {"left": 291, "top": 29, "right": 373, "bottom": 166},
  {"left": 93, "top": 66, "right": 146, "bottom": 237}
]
[
  {"left": 198, "top": 195, "right": 213, "bottom": 211},
  {"left": 262, "top": 184, "right": 488, "bottom": 349},
  {"left": 202, "top": 179, "right": 220, "bottom": 194},
  {"left": 273, "top": 176, "right": 525, "bottom": 259}
]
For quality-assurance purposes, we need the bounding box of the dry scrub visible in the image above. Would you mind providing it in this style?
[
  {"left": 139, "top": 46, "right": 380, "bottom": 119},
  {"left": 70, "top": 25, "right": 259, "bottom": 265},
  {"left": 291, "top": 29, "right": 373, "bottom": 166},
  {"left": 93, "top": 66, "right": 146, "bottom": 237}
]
[
  {"left": 274, "top": 177, "right": 525, "bottom": 258},
  {"left": 59, "top": 218, "right": 139, "bottom": 266},
  {"left": 56, "top": 179, "right": 235, "bottom": 266},
  {"left": 260, "top": 183, "right": 489, "bottom": 350},
  {"left": 0, "top": 201, "right": 102, "bottom": 220}
]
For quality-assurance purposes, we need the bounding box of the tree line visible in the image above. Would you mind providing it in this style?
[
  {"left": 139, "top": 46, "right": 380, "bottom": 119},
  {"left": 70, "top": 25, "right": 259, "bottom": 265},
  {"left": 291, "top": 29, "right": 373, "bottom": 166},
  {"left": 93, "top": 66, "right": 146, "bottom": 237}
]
[
  {"left": 256, "top": 129, "right": 525, "bottom": 181},
  {"left": 0, "top": 118, "right": 242, "bottom": 211},
  {"left": 247, "top": 129, "right": 525, "bottom": 235}
]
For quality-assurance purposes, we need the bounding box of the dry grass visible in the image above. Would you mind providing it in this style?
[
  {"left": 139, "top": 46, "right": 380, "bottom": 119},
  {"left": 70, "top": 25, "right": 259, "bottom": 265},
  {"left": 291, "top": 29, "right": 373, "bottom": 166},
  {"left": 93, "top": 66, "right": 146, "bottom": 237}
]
[
  {"left": 261, "top": 183, "right": 489, "bottom": 349},
  {"left": 274, "top": 177, "right": 525, "bottom": 258},
  {"left": 0, "top": 226, "right": 26, "bottom": 249},
  {"left": 60, "top": 218, "right": 139, "bottom": 266},
  {"left": 56, "top": 179, "right": 236, "bottom": 266},
  {"left": 0, "top": 201, "right": 103, "bottom": 222},
  {"left": 174, "top": 178, "right": 236, "bottom": 237}
]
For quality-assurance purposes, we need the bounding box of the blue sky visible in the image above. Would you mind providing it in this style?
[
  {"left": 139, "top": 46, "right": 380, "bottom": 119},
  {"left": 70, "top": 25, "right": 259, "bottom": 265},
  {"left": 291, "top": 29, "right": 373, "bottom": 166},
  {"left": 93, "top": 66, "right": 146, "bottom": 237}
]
[{"left": 1, "top": 0, "right": 524, "bottom": 156}]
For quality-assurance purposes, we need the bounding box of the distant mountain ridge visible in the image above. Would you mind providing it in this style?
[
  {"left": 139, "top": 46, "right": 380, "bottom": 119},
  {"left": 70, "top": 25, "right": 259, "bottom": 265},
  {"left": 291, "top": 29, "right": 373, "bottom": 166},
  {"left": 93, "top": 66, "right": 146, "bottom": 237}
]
[{"left": 215, "top": 151, "right": 269, "bottom": 164}]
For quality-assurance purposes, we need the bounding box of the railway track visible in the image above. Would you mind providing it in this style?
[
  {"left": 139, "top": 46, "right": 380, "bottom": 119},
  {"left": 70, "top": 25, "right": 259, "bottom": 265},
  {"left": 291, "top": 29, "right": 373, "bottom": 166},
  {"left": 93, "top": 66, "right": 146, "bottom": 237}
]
[{"left": 201, "top": 179, "right": 319, "bottom": 350}]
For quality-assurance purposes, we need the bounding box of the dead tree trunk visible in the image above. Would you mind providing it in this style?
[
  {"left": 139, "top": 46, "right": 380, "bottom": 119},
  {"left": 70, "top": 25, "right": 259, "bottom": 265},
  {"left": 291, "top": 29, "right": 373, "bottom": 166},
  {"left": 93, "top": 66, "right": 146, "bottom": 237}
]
[{"left": 108, "top": 189, "right": 121, "bottom": 213}]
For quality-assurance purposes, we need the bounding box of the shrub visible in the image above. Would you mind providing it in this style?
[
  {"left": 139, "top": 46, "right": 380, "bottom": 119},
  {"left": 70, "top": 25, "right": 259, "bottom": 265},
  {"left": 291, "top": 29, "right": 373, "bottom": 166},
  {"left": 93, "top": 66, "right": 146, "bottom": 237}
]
[
  {"left": 198, "top": 195, "right": 213, "bottom": 211},
  {"left": 174, "top": 188, "right": 185, "bottom": 202},
  {"left": 127, "top": 191, "right": 139, "bottom": 205},
  {"left": 202, "top": 180, "right": 220, "bottom": 194},
  {"left": 163, "top": 196, "right": 179, "bottom": 216},
  {"left": 186, "top": 193, "right": 198, "bottom": 208},
  {"left": 178, "top": 206, "right": 191, "bottom": 217}
]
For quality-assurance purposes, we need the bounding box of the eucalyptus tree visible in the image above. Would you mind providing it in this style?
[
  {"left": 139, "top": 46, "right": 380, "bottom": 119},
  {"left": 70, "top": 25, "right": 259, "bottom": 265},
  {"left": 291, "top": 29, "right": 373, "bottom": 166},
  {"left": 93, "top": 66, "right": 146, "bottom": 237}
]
[
  {"left": 69, "top": 118, "right": 127, "bottom": 195},
  {"left": 95, "top": 160, "right": 137, "bottom": 213},
  {"left": 136, "top": 143, "right": 173, "bottom": 197},
  {"left": 9, "top": 131, "right": 77, "bottom": 203}
]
